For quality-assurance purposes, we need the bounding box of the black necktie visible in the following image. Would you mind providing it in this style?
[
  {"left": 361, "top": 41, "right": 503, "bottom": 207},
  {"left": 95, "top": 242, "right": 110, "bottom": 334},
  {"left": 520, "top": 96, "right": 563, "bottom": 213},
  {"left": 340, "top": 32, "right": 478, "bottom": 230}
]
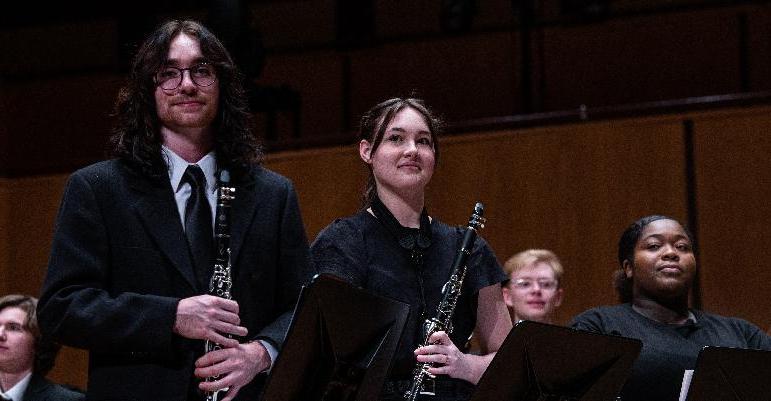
[{"left": 183, "top": 165, "right": 213, "bottom": 292}]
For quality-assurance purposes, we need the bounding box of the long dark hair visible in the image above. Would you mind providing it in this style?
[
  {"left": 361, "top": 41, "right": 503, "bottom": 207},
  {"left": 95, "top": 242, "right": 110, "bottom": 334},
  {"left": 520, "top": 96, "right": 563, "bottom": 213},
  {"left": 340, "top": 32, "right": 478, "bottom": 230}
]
[
  {"left": 358, "top": 97, "right": 443, "bottom": 207},
  {"left": 1, "top": 294, "right": 59, "bottom": 376},
  {"left": 109, "top": 19, "right": 261, "bottom": 180},
  {"left": 614, "top": 215, "right": 696, "bottom": 302}
]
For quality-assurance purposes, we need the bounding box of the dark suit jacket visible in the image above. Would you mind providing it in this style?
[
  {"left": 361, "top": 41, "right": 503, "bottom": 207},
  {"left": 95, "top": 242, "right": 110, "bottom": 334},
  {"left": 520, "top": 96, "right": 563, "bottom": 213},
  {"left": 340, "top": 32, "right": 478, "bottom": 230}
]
[
  {"left": 23, "top": 374, "right": 85, "bottom": 401},
  {"left": 38, "top": 160, "right": 313, "bottom": 401}
]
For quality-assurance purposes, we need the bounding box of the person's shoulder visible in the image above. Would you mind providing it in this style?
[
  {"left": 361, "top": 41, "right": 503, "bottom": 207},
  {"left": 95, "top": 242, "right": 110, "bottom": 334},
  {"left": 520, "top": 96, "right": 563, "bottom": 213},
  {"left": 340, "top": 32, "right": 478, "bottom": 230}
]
[
  {"left": 580, "top": 303, "right": 629, "bottom": 315},
  {"left": 314, "top": 210, "right": 370, "bottom": 242},
  {"left": 694, "top": 310, "right": 771, "bottom": 347},
  {"left": 694, "top": 309, "right": 762, "bottom": 330},
  {"left": 430, "top": 217, "right": 462, "bottom": 239},
  {"left": 431, "top": 217, "right": 495, "bottom": 253},
  {"left": 27, "top": 375, "right": 85, "bottom": 401},
  {"left": 70, "top": 159, "right": 123, "bottom": 179},
  {"left": 64, "top": 159, "right": 136, "bottom": 193},
  {"left": 311, "top": 211, "right": 372, "bottom": 273},
  {"left": 248, "top": 165, "right": 285, "bottom": 180},
  {"left": 573, "top": 304, "right": 631, "bottom": 323},
  {"left": 431, "top": 215, "right": 487, "bottom": 235},
  {"left": 242, "top": 165, "right": 294, "bottom": 190},
  {"left": 47, "top": 383, "right": 86, "bottom": 401}
]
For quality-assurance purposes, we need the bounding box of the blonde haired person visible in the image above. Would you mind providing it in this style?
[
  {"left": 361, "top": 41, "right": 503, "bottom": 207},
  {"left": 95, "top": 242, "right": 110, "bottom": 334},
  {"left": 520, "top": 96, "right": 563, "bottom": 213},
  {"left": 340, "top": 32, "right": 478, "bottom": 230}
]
[{"left": 501, "top": 249, "right": 564, "bottom": 324}]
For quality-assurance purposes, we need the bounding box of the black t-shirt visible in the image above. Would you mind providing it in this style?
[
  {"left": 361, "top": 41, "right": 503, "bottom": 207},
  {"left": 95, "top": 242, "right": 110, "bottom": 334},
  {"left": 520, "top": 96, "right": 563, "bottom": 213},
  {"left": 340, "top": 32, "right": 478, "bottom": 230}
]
[
  {"left": 572, "top": 303, "right": 771, "bottom": 401},
  {"left": 311, "top": 209, "right": 506, "bottom": 378}
]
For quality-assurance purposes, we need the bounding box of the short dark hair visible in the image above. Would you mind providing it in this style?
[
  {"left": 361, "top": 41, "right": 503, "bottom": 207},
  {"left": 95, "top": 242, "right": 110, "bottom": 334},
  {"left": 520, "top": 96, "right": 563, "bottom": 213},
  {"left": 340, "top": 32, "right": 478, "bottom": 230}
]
[
  {"left": 358, "top": 97, "right": 443, "bottom": 206},
  {"left": 614, "top": 215, "right": 696, "bottom": 302},
  {"left": 109, "top": 19, "right": 261, "bottom": 180},
  {"left": 0, "top": 294, "right": 60, "bottom": 375}
]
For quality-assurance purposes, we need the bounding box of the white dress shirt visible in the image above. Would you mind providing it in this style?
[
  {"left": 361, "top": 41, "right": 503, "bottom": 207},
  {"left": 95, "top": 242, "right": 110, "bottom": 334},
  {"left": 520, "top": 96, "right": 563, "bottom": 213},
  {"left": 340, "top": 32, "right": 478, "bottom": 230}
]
[
  {"left": 1, "top": 371, "right": 31, "bottom": 401},
  {"left": 162, "top": 146, "right": 218, "bottom": 230}
]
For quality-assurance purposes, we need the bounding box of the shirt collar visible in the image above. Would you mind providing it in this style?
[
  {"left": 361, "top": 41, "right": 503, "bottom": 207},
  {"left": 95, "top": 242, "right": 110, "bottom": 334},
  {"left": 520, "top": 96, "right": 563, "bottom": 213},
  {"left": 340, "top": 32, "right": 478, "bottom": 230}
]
[
  {"left": 162, "top": 145, "right": 217, "bottom": 194},
  {"left": 2, "top": 371, "right": 32, "bottom": 401},
  {"left": 685, "top": 310, "right": 698, "bottom": 324},
  {"left": 630, "top": 304, "right": 699, "bottom": 325}
]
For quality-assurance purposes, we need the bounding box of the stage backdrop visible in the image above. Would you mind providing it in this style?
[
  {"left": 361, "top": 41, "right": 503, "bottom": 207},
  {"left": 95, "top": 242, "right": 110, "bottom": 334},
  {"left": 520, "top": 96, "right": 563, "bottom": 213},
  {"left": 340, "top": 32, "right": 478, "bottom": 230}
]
[{"left": 1, "top": 104, "right": 769, "bottom": 390}]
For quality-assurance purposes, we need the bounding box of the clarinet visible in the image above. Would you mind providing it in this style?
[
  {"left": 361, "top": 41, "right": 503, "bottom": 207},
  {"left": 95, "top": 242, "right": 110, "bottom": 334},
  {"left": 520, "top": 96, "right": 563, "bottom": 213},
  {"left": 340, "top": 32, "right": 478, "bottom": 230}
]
[
  {"left": 404, "top": 203, "right": 486, "bottom": 401},
  {"left": 204, "top": 170, "right": 236, "bottom": 401}
]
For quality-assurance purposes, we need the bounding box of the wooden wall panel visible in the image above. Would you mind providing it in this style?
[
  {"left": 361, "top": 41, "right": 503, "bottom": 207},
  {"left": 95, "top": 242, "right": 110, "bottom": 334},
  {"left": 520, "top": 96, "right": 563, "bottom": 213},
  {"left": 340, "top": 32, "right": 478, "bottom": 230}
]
[
  {"left": 51, "top": 346, "right": 88, "bottom": 390},
  {"left": 375, "top": 0, "right": 443, "bottom": 37},
  {"left": 0, "top": 179, "right": 10, "bottom": 296},
  {"left": 256, "top": 51, "right": 344, "bottom": 142},
  {"left": 747, "top": 5, "right": 771, "bottom": 92},
  {"left": 0, "top": 175, "right": 66, "bottom": 298},
  {"left": 7, "top": 4, "right": 771, "bottom": 178},
  {"left": 375, "top": 0, "right": 513, "bottom": 38},
  {"left": 3, "top": 104, "right": 770, "bottom": 389},
  {"left": 251, "top": 0, "right": 336, "bottom": 49},
  {"left": 0, "top": 174, "right": 88, "bottom": 389},
  {"left": 2, "top": 74, "right": 121, "bottom": 175},
  {"left": 540, "top": 7, "right": 743, "bottom": 110},
  {"left": 0, "top": 20, "right": 119, "bottom": 76},
  {"left": 424, "top": 116, "right": 689, "bottom": 324},
  {"left": 347, "top": 32, "right": 519, "bottom": 129},
  {"left": 691, "top": 105, "right": 771, "bottom": 330},
  {"left": 264, "top": 145, "right": 367, "bottom": 237},
  {"left": 267, "top": 115, "right": 689, "bottom": 325},
  {"left": 3, "top": 175, "right": 67, "bottom": 295}
]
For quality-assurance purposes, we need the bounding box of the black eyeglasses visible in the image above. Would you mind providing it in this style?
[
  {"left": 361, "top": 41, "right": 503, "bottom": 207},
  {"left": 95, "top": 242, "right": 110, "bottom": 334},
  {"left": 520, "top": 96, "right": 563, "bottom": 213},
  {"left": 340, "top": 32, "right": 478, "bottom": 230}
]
[{"left": 155, "top": 63, "right": 216, "bottom": 90}]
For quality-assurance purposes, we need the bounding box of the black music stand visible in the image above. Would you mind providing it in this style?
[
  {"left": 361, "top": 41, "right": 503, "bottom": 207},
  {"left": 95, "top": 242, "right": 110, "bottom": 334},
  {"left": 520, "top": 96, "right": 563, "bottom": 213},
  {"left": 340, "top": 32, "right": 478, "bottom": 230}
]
[
  {"left": 685, "top": 346, "right": 771, "bottom": 401},
  {"left": 470, "top": 320, "right": 642, "bottom": 401},
  {"left": 260, "top": 274, "right": 410, "bottom": 401}
]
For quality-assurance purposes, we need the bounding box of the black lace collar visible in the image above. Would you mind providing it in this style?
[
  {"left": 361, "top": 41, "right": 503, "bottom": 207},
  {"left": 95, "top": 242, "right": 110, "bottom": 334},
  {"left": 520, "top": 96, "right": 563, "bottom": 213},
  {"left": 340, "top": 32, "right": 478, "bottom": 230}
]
[{"left": 370, "top": 195, "right": 432, "bottom": 267}]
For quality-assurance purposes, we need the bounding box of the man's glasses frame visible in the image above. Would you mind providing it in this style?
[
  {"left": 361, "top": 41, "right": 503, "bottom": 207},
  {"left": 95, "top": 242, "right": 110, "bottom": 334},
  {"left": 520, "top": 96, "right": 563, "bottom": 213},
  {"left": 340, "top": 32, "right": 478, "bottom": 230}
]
[
  {"left": 154, "top": 63, "right": 217, "bottom": 90},
  {"left": 511, "top": 278, "right": 559, "bottom": 291}
]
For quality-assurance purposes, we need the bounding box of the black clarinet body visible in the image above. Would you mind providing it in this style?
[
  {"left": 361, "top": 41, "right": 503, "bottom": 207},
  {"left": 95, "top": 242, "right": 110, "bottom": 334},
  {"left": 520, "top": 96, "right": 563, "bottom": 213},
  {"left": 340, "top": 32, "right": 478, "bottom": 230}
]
[
  {"left": 404, "top": 202, "right": 486, "bottom": 401},
  {"left": 204, "top": 170, "right": 236, "bottom": 401}
]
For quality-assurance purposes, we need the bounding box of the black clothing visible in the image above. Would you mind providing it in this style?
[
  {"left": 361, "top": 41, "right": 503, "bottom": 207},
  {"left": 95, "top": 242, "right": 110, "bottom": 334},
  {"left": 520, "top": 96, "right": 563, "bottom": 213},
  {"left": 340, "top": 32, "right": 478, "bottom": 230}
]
[
  {"left": 23, "top": 374, "right": 85, "bottom": 401},
  {"left": 38, "top": 160, "right": 313, "bottom": 401},
  {"left": 369, "top": 195, "right": 432, "bottom": 268},
  {"left": 311, "top": 209, "right": 506, "bottom": 400},
  {"left": 572, "top": 303, "right": 771, "bottom": 401},
  {"left": 182, "top": 164, "right": 213, "bottom": 291},
  {"left": 380, "top": 379, "right": 474, "bottom": 401}
]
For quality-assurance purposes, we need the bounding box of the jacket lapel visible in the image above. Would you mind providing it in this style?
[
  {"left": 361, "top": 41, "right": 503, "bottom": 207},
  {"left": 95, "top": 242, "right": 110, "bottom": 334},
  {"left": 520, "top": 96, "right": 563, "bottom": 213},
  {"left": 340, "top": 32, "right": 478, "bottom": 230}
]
[
  {"left": 129, "top": 173, "right": 198, "bottom": 292},
  {"left": 22, "top": 374, "right": 49, "bottom": 401},
  {"left": 227, "top": 169, "right": 262, "bottom": 270}
]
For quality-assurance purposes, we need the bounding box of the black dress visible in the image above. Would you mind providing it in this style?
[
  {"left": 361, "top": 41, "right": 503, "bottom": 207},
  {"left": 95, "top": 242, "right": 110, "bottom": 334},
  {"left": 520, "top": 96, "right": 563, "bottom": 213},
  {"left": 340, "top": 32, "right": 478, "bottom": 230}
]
[{"left": 311, "top": 209, "right": 506, "bottom": 401}]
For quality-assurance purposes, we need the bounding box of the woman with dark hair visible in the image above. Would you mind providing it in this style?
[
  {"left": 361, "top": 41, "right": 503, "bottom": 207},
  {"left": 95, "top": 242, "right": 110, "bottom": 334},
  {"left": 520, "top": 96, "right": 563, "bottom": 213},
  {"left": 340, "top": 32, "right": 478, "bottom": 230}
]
[
  {"left": 0, "top": 294, "right": 84, "bottom": 401},
  {"left": 311, "top": 97, "right": 512, "bottom": 401},
  {"left": 572, "top": 215, "right": 771, "bottom": 401}
]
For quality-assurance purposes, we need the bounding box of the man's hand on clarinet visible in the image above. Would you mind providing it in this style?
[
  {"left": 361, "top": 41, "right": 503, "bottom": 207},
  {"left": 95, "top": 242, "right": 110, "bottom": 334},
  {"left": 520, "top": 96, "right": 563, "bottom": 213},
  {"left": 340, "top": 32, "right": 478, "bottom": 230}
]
[
  {"left": 195, "top": 341, "right": 271, "bottom": 401},
  {"left": 173, "top": 295, "right": 248, "bottom": 347}
]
